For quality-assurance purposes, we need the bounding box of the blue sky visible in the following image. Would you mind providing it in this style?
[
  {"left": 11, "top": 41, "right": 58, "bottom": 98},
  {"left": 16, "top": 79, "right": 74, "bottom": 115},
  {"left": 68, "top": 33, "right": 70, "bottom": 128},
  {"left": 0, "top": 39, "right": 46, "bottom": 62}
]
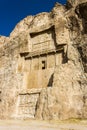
[{"left": 0, "top": 0, "right": 66, "bottom": 36}]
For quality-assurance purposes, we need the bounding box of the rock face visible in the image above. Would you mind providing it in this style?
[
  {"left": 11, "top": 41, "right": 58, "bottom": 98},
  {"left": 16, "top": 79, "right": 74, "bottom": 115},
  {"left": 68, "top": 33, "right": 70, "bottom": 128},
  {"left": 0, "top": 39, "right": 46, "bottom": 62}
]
[
  {"left": 0, "top": 0, "right": 87, "bottom": 120},
  {"left": 0, "top": 36, "right": 9, "bottom": 44}
]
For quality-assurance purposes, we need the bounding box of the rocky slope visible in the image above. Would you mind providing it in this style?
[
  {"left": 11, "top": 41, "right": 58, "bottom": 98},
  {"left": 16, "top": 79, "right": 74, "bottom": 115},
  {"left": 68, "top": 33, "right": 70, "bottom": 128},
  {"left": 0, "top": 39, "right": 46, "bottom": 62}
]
[{"left": 0, "top": 36, "right": 9, "bottom": 44}]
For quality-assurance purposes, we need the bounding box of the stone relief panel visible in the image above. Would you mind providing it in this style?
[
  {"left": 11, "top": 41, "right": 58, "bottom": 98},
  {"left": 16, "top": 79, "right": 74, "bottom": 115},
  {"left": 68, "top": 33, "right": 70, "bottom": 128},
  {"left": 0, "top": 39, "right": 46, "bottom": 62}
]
[
  {"left": 15, "top": 93, "right": 39, "bottom": 118},
  {"left": 30, "top": 27, "right": 56, "bottom": 52}
]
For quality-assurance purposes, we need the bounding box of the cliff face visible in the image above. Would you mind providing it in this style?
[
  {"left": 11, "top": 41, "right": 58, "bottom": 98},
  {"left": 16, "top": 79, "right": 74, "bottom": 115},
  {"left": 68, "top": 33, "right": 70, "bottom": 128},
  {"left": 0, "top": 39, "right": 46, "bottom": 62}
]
[
  {"left": 0, "top": 36, "right": 9, "bottom": 44},
  {"left": 0, "top": 0, "right": 87, "bottom": 120}
]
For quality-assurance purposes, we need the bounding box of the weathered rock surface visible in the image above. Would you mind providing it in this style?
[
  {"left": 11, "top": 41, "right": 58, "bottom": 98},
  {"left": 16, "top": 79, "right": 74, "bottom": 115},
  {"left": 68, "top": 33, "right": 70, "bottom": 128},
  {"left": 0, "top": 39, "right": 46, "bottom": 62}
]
[
  {"left": 0, "top": 36, "right": 9, "bottom": 44},
  {"left": 0, "top": 0, "right": 87, "bottom": 120},
  {"left": 36, "top": 47, "right": 87, "bottom": 120}
]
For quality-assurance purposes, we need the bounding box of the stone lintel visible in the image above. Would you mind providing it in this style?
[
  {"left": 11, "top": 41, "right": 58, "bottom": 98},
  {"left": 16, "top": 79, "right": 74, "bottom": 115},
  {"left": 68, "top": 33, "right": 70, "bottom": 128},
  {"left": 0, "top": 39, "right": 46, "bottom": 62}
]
[
  {"left": 24, "top": 47, "right": 64, "bottom": 60},
  {"left": 19, "top": 88, "right": 43, "bottom": 95}
]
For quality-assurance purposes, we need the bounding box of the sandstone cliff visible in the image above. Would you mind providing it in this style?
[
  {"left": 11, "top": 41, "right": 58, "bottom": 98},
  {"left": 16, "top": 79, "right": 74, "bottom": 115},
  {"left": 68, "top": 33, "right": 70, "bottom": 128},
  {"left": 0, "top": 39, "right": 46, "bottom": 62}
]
[
  {"left": 0, "top": 36, "right": 9, "bottom": 44},
  {"left": 0, "top": 0, "right": 87, "bottom": 120}
]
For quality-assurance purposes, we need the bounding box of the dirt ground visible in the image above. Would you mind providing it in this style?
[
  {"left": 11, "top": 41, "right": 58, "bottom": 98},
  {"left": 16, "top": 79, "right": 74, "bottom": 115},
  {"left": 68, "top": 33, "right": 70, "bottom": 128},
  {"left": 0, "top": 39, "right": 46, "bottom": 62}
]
[{"left": 0, "top": 119, "right": 87, "bottom": 130}]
